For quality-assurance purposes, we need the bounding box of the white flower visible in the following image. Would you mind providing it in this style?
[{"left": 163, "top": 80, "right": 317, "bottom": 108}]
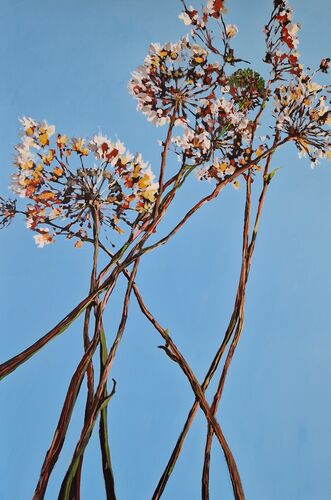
[
  {"left": 287, "top": 23, "right": 300, "bottom": 37},
  {"left": 49, "top": 208, "right": 63, "bottom": 220},
  {"left": 195, "top": 166, "right": 209, "bottom": 180},
  {"left": 179, "top": 11, "right": 192, "bottom": 26},
  {"left": 39, "top": 120, "right": 55, "bottom": 138},
  {"left": 33, "top": 229, "right": 54, "bottom": 248},
  {"left": 19, "top": 116, "right": 37, "bottom": 132},
  {"left": 115, "top": 140, "right": 126, "bottom": 156},
  {"left": 141, "top": 182, "right": 159, "bottom": 203},
  {"left": 88, "top": 135, "right": 112, "bottom": 159},
  {"left": 10, "top": 173, "right": 27, "bottom": 198},
  {"left": 226, "top": 24, "right": 238, "bottom": 38},
  {"left": 131, "top": 152, "right": 150, "bottom": 172},
  {"left": 205, "top": 0, "right": 226, "bottom": 16},
  {"left": 26, "top": 217, "right": 34, "bottom": 228},
  {"left": 308, "top": 81, "right": 322, "bottom": 94}
]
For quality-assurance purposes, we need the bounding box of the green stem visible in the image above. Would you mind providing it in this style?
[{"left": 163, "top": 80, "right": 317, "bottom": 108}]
[{"left": 99, "top": 325, "right": 117, "bottom": 500}]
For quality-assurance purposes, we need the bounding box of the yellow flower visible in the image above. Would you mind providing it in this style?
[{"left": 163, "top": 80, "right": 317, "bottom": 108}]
[
  {"left": 32, "top": 164, "right": 43, "bottom": 181},
  {"left": 141, "top": 188, "right": 157, "bottom": 202},
  {"left": 42, "top": 149, "right": 55, "bottom": 165},
  {"left": 308, "top": 81, "right": 322, "bottom": 93},
  {"left": 297, "top": 138, "right": 310, "bottom": 152},
  {"left": 132, "top": 164, "right": 141, "bottom": 179},
  {"left": 39, "top": 133, "right": 49, "bottom": 146},
  {"left": 255, "top": 146, "right": 264, "bottom": 158},
  {"left": 25, "top": 127, "right": 34, "bottom": 136},
  {"left": 39, "top": 190, "right": 56, "bottom": 201},
  {"left": 138, "top": 174, "right": 152, "bottom": 189},
  {"left": 72, "top": 138, "right": 88, "bottom": 156},
  {"left": 57, "top": 134, "right": 67, "bottom": 148},
  {"left": 310, "top": 110, "right": 318, "bottom": 120},
  {"left": 53, "top": 166, "right": 64, "bottom": 177},
  {"left": 20, "top": 160, "right": 34, "bottom": 170},
  {"left": 74, "top": 240, "right": 84, "bottom": 248}
]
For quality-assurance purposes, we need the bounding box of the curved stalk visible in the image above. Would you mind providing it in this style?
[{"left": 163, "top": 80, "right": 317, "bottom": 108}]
[
  {"left": 58, "top": 260, "right": 140, "bottom": 500},
  {"left": 71, "top": 207, "right": 101, "bottom": 497},
  {"left": 201, "top": 154, "right": 274, "bottom": 496},
  {"left": 201, "top": 176, "right": 252, "bottom": 499},
  {"left": 151, "top": 148, "right": 276, "bottom": 499},
  {"left": 127, "top": 272, "right": 244, "bottom": 499},
  {"left": 99, "top": 324, "right": 117, "bottom": 500}
]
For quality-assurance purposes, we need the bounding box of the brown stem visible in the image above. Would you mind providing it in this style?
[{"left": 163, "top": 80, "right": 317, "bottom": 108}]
[
  {"left": 202, "top": 176, "right": 252, "bottom": 499},
  {"left": 129, "top": 275, "right": 244, "bottom": 500},
  {"left": 58, "top": 260, "right": 140, "bottom": 500},
  {"left": 201, "top": 147, "right": 276, "bottom": 496},
  {"left": 0, "top": 252, "right": 127, "bottom": 381},
  {"left": 150, "top": 270, "right": 242, "bottom": 498},
  {"left": 72, "top": 208, "right": 100, "bottom": 497},
  {"left": 151, "top": 147, "right": 279, "bottom": 499},
  {"left": 154, "top": 110, "right": 177, "bottom": 216},
  {"left": 32, "top": 316, "right": 102, "bottom": 499},
  {"left": 32, "top": 268, "right": 121, "bottom": 499}
]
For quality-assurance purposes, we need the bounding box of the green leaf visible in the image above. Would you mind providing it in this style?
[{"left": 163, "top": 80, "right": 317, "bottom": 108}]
[{"left": 264, "top": 167, "right": 281, "bottom": 184}]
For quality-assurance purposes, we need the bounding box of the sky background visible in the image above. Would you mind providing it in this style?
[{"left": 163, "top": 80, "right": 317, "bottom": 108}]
[{"left": 0, "top": 0, "right": 331, "bottom": 499}]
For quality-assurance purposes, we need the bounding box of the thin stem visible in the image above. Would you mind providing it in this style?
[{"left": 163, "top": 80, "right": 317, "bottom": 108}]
[
  {"left": 201, "top": 138, "right": 278, "bottom": 494},
  {"left": 128, "top": 273, "right": 244, "bottom": 500},
  {"left": 99, "top": 323, "right": 117, "bottom": 500},
  {"left": 201, "top": 176, "right": 252, "bottom": 499},
  {"left": 32, "top": 268, "right": 122, "bottom": 499},
  {"left": 32, "top": 316, "right": 102, "bottom": 499},
  {"left": 58, "top": 260, "right": 140, "bottom": 500},
  {"left": 154, "top": 110, "right": 177, "bottom": 215},
  {"left": 72, "top": 207, "right": 100, "bottom": 497},
  {"left": 0, "top": 243, "right": 132, "bottom": 381},
  {"left": 151, "top": 149, "right": 278, "bottom": 499}
]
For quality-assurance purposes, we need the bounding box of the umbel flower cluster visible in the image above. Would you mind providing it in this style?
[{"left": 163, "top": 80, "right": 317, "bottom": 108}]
[
  {"left": 7, "top": 118, "right": 158, "bottom": 247},
  {"left": 0, "top": 1, "right": 330, "bottom": 499}
]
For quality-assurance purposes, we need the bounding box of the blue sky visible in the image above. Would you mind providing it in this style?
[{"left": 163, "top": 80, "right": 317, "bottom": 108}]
[{"left": 0, "top": 0, "right": 331, "bottom": 499}]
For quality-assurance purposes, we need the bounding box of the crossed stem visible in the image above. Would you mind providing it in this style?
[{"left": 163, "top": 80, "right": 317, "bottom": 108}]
[
  {"left": 201, "top": 152, "right": 273, "bottom": 498},
  {"left": 152, "top": 148, "right": 276, "bottom": 499}
]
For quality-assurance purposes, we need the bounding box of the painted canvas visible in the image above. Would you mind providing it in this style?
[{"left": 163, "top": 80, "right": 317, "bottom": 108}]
[{"left": 0, "top": 1, "right": 330, "bottom": 498}]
